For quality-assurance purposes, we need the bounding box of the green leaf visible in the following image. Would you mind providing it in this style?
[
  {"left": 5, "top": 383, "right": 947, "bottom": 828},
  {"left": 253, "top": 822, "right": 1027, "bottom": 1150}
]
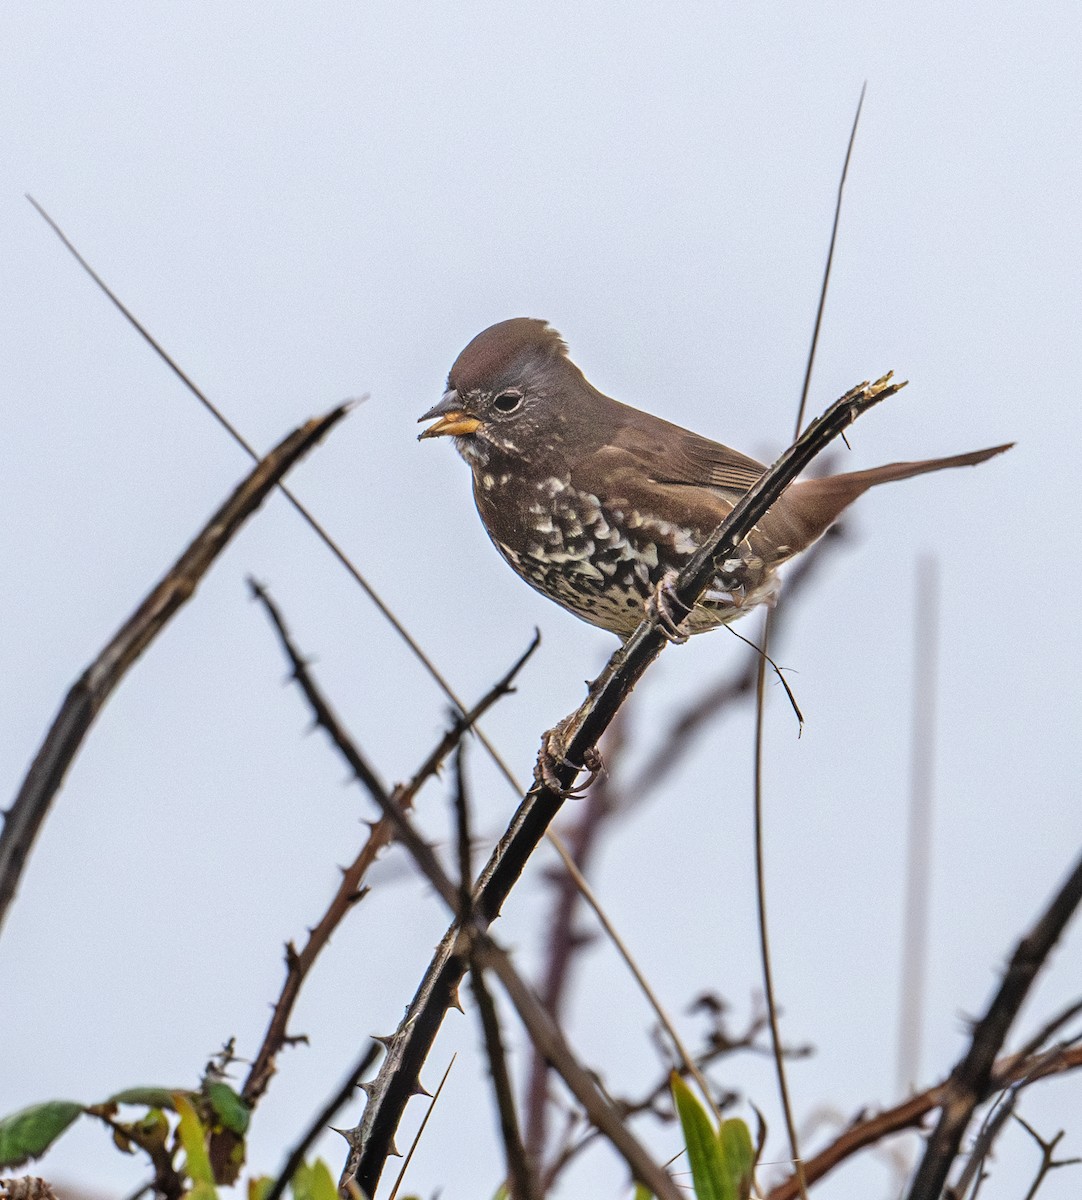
[
  {"left": 206, "top": 1081, "right": 250, "bottom": 1135},
  {"left": 291, "top": 1160, "right": 339, "bottom": 1200},
  {"left": 632, "top": 1185, "right": 654, "bottom": 1200},
  {"left": 247, "top": 1177, "right": 273, "bottom": 1200},
  {"left": 108, "top": 1087, "right": 186, "bottom": 1110},
  {"left": 718, "top": 1118, "right": 756, "bottom": 1200},
  {"left": 670, "top": 1073, "right": 727, "bottom": 1200},
  {"left": 0, "top": 1100, "right": 83, "bottom": 1168},
  {"left": 174, "top": 1092, "right": 215, "bottom": 1188}
]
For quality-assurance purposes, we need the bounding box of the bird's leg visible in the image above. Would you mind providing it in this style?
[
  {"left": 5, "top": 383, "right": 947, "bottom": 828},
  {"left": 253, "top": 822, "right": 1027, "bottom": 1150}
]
[
  {"left": 536, "top": 720, "right": 605, "bottom": 797},
  {"left": 646, "top": 569, "right": 692, "bottom": 644}
]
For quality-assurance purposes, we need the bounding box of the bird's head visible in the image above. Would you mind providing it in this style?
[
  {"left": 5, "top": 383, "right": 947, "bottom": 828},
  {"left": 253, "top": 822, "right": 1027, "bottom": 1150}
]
[{"left": 418, "top": 318, "right": 582, "bottom": 464}]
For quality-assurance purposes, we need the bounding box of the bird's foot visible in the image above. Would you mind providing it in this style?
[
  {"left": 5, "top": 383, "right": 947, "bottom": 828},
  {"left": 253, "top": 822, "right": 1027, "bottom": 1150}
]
[
  {"left": 536, "top": 725, "right": 605, "bottom": 797},
  {"left": 646, "top": 571, "right": 692, "bottom": 644}
]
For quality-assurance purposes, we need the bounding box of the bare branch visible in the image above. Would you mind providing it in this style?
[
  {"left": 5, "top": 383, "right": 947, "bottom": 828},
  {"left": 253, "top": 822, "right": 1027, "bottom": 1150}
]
[
  {"left": 905, "top": 851, "right": 1082, "bottom": 1200},
  {"left": 752, "top": 617, "right": 809, "bottom": 1200},
  {"left": 470, "top": 956, "right": 541, "bottom": 1200},
  {"left": 242, "top": 593, "right": 539, "bottom": 1105},
  {"left": 453, "top": 744, "right": 539, "bottom": 1200},
  {"left": 1015, "top": 1114, "right": 1082, "bottom": 1200},
  {"left": 252, "top": 582, "right": 541, "bottom": 913},
  {"left": 764, "top": 1043, "right": 1082, "bottom": 1199},
  {"left": 0, "top": 403, "right": 352, "bottom": 935},
  {"left": 251, "top": 595, "right": 679, "bottom": 1196},
  {"left": 793, "top": 81, "right": 866, "bottom": 439},
  {"left": 475, "top": 938, "right": 684, "bottom": 1200}
]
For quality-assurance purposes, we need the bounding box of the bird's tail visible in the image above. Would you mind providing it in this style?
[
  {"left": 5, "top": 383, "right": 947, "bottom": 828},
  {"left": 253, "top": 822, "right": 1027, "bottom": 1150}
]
[{"left": 777, "top": 442, "right": 1013, "bottom": 552}]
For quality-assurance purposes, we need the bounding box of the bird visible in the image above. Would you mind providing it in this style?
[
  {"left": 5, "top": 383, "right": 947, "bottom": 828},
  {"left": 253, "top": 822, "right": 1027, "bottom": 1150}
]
[{"left": 418, "top": 318, "right": 1010, "bottom": 641}]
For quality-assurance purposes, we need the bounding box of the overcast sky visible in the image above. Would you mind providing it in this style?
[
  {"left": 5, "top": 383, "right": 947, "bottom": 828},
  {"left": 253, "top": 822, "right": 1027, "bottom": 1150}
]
[{"left": 2, "top": 4, "right": 1080, "bottom": 1198}]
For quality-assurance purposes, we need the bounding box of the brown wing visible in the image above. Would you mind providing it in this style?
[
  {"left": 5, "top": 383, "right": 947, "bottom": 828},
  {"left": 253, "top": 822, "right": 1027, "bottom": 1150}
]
[
  {"left": 571, "top": 441, "right": 737, "bottom": 537},
  {"left": 596, "top": 414, "right": 767, "bottom": 494},
  {"left": 661, "top": 427, "right": 769, "bottom": 494},
  {"left": 571, "top": 418, "right": 803, "bottom": 567}
]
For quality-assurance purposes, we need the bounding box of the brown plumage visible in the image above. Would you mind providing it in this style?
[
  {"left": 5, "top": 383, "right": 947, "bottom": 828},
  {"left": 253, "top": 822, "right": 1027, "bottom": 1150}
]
[{"left": 419, "top": 318, "right": 1011, "bottom": 637}]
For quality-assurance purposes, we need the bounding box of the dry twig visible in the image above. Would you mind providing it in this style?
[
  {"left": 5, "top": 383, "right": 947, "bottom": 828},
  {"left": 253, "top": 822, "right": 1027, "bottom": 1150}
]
[
  {"left": 905, "top": 851, "right": 1082, "bottom": 1200},
  {"left": 764, "top": 1040, "right": 1082, "bottom": 1198}
]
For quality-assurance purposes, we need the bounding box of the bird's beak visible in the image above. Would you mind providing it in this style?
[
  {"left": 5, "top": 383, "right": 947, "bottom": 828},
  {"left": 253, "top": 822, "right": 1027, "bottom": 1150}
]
[{"left": 418, "top": 390, "right": 483, "bottom": 440}]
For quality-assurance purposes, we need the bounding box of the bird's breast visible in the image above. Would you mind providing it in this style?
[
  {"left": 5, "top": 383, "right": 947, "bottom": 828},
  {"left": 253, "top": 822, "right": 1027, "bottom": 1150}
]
[{"left": 472, "top": 469, "right": 689, "bottom": 626}]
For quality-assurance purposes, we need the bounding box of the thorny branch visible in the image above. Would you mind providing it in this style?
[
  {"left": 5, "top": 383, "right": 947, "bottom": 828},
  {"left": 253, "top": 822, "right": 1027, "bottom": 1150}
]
[
  {"left": 256, "top": 591, "right": 683, "bottom": 1199},
  {"left": 340, "top": 373, "right": 907, "bottom": 1197},
  {"left": 905, "top": 851, "right": 1082, "bottom": 1200},
  {"left": 243, "top": 583, "right": 539, "bottom": 1105},
  {"left": 764, "top": 1043, "right": 1082, "bottom": 1199}
]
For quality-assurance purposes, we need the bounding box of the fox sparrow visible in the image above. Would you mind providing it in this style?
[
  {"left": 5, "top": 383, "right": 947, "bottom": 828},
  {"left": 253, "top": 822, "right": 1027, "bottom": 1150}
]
[{"left": 419, "top": 318, "right": 1010, "bottom": 640}]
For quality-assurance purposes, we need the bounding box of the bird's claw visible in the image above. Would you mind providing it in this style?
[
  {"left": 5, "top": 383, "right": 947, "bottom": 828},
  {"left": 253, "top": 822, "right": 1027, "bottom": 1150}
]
[
  {"left": 646, "top": 572, "right": 692, "bottom": 644},
  {"left": 536, "top": 728, "right": 605, "bottom": 797}
]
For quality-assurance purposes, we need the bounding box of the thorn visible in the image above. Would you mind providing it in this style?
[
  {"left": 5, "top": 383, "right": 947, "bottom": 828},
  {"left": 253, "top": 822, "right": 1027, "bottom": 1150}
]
[
  {"left": 388, "top": 1138, "right": 401, "bottom": 1158},
  {"left": 411, "top": 1080, "right": 432, "bottom": 1099},
  {"left": 357, "top": 1080, "right": 375, "bottom": 1098},
  {"left": 449, "top": 984, "right": 465, "bottom": 1014},
  {"left": 371, "top": 1032, "right": 397, "bottom": 1050}
]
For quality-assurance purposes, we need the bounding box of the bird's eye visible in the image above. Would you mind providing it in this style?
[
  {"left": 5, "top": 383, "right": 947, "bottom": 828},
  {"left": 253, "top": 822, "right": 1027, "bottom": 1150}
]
[{"left": 493, "top": 390, "right": 523, "bottom": 414}]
